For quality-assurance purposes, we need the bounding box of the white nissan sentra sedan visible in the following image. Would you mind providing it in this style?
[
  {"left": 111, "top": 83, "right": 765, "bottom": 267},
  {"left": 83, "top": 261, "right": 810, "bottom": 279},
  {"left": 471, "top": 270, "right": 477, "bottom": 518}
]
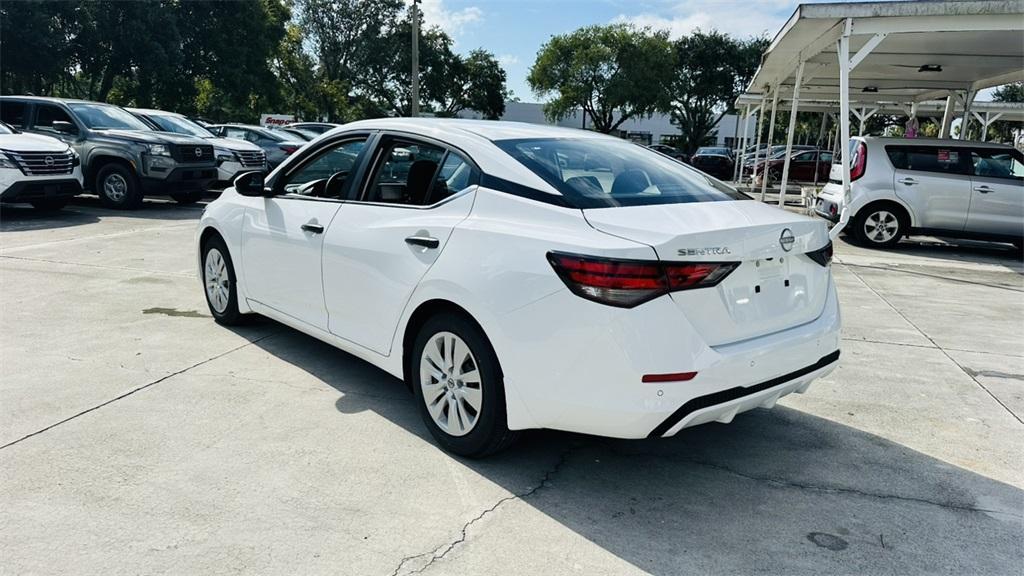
[{"left": 197, "top": 119, "right": 841, "bottom": 457}]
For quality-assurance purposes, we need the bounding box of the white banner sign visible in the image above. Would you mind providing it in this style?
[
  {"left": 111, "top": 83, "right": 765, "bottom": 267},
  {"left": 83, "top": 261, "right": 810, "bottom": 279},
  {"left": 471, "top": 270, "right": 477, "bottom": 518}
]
[{"left": 260, "top": 114, "right": 295, "bottom": 128}]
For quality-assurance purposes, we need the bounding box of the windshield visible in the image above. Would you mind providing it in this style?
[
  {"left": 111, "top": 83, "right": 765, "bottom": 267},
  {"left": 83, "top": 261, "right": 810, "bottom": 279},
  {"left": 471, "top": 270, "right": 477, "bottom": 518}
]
[
  {"left": 696, "top": 147, "right": 730, "bottom": 156},
  {"left": 147, "top": 114, "right": 213, "bottom": 138},
  {"left": 0, "top": 122, "right": 13, "bottom": 134},
  {"left": 69, "top": 103, "right": 150, "bottom": 130},
  {"left": 495, "top": 138, "right": 746, "bottom": 209}
]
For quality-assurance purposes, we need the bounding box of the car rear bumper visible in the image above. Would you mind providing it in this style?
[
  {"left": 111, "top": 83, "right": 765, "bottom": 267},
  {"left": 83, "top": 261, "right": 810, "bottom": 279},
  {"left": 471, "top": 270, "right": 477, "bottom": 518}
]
[
  {"left": 497, "top": 271, "right": 842, "bottom": 439},
  {"left": 1, "top": 178, "right": 83, "bottom": 203}
]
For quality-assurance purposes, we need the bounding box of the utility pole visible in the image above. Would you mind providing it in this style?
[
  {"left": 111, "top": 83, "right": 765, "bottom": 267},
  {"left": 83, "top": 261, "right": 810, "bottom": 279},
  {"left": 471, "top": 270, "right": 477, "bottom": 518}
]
[{"left": 410, "top": 0, "right": 420, "bottom": 117}]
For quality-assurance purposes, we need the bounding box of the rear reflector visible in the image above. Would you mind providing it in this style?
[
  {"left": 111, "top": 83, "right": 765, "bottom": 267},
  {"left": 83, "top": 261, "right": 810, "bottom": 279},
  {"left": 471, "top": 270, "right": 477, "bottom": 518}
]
[
  {"left": 642, "top": 372, "right": 698, "bottom": 383},
  {"left": 547, "top": 251, "right": 738, "bottom": 308}
]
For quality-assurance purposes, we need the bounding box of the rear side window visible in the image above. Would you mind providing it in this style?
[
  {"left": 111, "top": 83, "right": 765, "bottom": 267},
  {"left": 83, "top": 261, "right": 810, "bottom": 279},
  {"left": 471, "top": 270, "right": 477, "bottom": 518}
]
[
  {"left": 885, "top": 146, "right": 969, "bottom": 175},
  {"left": 495, "top": 138, "right": 745, "bottom": 208},
  {"left": 0, "top": 101, "right": 26, "bottom": 128},
  {"left": 970, "top": 148, "right": 1024, "bottom": 180},
  {"left": 34, "top": 104, "right": 75, "bottom": 133}
]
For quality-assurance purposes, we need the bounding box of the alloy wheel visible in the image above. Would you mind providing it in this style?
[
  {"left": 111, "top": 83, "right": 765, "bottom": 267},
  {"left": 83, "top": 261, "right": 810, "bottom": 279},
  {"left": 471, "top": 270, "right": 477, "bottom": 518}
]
[
  {"left": 103, "top": 173, "right": 128, "bottom": 203},
  {"left": 204, "top": 248, "right": 230, "bottom": 313},
  {"left": 863, "top": 210, "right": 899, "bottom": 243},
  {"left": 419, "top": 331, "right": 482, "bottom": 437}
]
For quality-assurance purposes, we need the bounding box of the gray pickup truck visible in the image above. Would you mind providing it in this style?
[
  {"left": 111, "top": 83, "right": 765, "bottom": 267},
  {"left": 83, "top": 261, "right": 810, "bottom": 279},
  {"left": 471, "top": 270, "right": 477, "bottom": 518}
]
[{"left": 0, "top": 96, "right": 217, "bottom": 209}]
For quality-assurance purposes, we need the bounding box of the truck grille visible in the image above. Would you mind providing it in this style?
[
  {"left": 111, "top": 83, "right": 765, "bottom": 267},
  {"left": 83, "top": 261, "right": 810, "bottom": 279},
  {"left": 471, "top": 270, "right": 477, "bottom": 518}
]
[
  {"left": 171, "top": 144, "right": 215, "bottom": 163},
  {"left": 235, "top": 150, "right": 266, "bottom": 168},
  {"left": 1, "top": 149, "right": 76, "bottom": 176}
]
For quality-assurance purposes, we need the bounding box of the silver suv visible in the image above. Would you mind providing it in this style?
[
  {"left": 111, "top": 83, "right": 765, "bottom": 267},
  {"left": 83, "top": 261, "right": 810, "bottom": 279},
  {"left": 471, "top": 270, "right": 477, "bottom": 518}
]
[{"left": 816, "top": 137, "right": 1023, "bottom": 249}]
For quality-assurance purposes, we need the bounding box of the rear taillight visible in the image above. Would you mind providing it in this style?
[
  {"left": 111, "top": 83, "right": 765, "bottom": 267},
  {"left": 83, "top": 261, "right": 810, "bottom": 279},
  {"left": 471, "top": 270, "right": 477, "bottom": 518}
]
[
  {"left": 850, "top": 141, "right": 867, "bottom": 181},
  {"left": 547, "top": 252, "right": 738, "bottom": 308},
  {"left": 806, "top": 241, "right": 833, "bottom": 267},
  {"left": 279, "top": 144, "right": 299, "bottom": 154}
]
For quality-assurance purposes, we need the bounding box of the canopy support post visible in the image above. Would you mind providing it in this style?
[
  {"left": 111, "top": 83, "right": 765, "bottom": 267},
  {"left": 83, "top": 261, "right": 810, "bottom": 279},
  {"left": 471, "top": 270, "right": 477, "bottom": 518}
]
[
  {"left": 830, "top": 19, "right": 853, "bottom": 241},
  {"left": 760, "top": 86, "right": 780, "bottom": 202},
  {"left": 940, "top": 93, "right": 956, "bottom": 138},
  {"left": 735, "top": 104, "right": 751, "bottom": 183},
  {"left": 750, "top": 94, "right": 768, "bottom": 188},
  {"left": 779, "top": 60, "right": 805, "bottom": 206}
]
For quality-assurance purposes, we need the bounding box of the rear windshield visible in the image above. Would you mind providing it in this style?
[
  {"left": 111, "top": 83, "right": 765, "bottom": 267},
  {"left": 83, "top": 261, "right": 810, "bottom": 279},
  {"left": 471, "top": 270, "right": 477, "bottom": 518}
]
[{"left": 494, "top": 138, "right": 746, "bottom": 209}]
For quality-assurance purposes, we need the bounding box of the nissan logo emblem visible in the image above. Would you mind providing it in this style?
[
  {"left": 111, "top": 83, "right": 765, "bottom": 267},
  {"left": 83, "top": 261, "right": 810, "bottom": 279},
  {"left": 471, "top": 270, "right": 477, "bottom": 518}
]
[
  {"left": 779, "top": 228, "right": 795, "bottom": 252},
  {"left": 194, "top": 147, "right": 203, "bottom": 158},
  {"left": 44, "top": 156, "right": 54, "bottom": 166}
]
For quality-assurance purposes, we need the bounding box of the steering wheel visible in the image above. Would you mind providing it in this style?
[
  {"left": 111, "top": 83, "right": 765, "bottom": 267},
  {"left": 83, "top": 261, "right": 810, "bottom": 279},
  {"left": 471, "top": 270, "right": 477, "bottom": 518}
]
[{"left": 323, "top": 171, "right": 349, "bottom": 199}]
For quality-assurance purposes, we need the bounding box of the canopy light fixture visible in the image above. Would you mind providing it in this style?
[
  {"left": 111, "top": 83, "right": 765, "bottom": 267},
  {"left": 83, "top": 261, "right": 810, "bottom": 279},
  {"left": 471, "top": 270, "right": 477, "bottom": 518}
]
[
  {"left": 862, "top": 86, "right": 879, "bottom": 93},
  {"left": 918, "top": 64, "right": 943, "bottom": 73}
]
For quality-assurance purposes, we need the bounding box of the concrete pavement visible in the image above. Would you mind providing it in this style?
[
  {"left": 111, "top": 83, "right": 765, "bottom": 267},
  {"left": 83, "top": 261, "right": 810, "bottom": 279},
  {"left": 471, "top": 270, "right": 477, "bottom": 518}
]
[{"left": 1, "top": 197, "right": 1021, "bottom": 575}]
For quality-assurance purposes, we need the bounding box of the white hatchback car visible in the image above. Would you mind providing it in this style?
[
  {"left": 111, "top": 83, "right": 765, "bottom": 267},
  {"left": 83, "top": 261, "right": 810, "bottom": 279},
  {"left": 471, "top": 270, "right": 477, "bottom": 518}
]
[
  {"left": 197, "top": 119, "right": 841, "bottom": 457},
  {"left": 816, "top": 137, "right": 1024, "bottom": 249}
]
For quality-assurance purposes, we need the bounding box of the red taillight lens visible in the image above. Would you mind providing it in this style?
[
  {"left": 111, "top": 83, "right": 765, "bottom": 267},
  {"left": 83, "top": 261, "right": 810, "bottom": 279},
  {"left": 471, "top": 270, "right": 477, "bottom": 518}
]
[
  {"left": 280, "top": 144, "right": 299, "bottom": 154},
  {"left": 547, "top": 252, "right": 738, "bottom": 308},
  {"left": 850, "top": 141, "right": 867, "bottom": 181}
]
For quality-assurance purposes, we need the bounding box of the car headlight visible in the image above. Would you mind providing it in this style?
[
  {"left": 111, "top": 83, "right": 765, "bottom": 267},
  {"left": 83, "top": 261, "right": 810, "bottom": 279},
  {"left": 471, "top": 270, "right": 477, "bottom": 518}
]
[
  {"left": 0, "top": 152, "right": 18, "bottom": 170},
  {"left": 214, "top": 147, "right": 236, "bottom": 163},
  {"left": 148, "top": 144, "right": 171, "bottom": 157}
]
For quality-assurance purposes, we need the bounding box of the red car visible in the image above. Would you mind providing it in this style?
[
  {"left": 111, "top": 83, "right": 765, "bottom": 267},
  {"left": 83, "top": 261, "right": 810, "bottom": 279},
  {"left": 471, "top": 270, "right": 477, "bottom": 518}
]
[{"left": 754, "top": 149, "right": 834, "bottom": 185}]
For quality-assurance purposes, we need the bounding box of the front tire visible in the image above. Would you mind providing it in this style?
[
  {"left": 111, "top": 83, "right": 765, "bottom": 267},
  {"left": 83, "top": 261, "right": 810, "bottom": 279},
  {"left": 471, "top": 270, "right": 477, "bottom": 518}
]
[
  {"left": 853, "top": 205, "right": 906, "bottom": 248},
  {"left": 95, "top": 163, "right": 142, "bottom": 209},
  {"left": 412, "top": 312, "right": 519, "bottom": 458},
  {"left": 201, "top": 236, "right": 245, "bottom": 325}
]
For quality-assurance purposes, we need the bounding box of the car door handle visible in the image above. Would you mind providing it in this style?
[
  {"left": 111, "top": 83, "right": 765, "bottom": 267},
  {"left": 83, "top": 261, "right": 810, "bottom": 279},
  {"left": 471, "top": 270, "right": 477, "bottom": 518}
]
[
  {"left": 301, "top": 222, "right": 324, "bottom": 234},
  {"left": 405, "top": 235, "right": 440, "bottom": 249},
  {"left": 974, "top": 185, "right": 994, "bottom": 194},
  {"left": 898, "top": 178, "right": 917, "bottom": 185}
]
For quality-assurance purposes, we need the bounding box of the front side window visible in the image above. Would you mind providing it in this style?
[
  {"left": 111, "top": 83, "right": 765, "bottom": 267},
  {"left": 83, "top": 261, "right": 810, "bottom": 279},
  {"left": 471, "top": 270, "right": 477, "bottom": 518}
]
[
  {"left": 280, "top": 137, "right": 368, "bottom": 198},
  {"left": 819, "top": 151, "right": 834, "bottom": 163},
  {"left": 971, "top": 148, "right": 1024, "bottom": 180},
  {"left": 792, "top": 151, "right": 815, "bottom": 162},
  {"left": 885, "top": 146, "right": 970, "bottom": 175},
  {"left": 0, "top": 101, "right": 26, "bottom": 128},
  {"left": 495, "top": 138, "right": 745, "bottom": 208},
  {"left": 34, "top": 104, "right": 76, "bottom": 133},
  {"left": 67, "top": 103, "right": 150, "bottom": 130}
]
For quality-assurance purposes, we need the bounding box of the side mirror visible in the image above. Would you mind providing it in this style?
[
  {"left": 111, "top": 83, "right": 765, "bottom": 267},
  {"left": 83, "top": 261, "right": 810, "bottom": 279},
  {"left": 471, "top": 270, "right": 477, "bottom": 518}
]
[
  {"left": 52, "top": 120, "right": 78, "bottom": 135},
  {"left": 234, "top": 171, "right": 269, "bottom": 197}
]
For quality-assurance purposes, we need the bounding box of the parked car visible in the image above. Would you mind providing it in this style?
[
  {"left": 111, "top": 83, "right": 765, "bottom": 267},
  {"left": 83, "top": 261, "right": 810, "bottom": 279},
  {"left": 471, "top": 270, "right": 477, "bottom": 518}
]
[
  {"left": 0, "top": 96, "right": 217, "bottom": 208},
  {"left": 277, "top": 127, "right": 319, "bottom": 141},
  {"left": 127, "top": 108, "right": 267, "bottom": 186},
  {"left": 0, "top": 121, "right": 83, "bottom": 211},
  {"left": 753, "top": 149, "right": 834, "bottom": 186},
  {"left": 689, "top": 147, "right": 735, "bottom": 180},
  {"left": 283, "top": 122, "right": 341, "bottom": 135},
  {"left": 816, "top": 137, "right": 1024, "bottom": 249},
  {"left": 197, "top": 119, "right": 840, "bottom": 457},
  {"left": 206, "top": 124, "right": 304, "bottom": 169},
  {"left": 645, "top": 143, "right": 688, "bottom": 163}
]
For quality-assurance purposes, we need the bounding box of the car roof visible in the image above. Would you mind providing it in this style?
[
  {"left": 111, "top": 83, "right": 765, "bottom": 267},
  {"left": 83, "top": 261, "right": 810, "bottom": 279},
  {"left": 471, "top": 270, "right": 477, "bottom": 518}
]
[
  {"left": 125, "top": 107, "right": 182, "bottom": 117},
  {"left": 336, "top": 117, "right": 611, "bottom": 142},
  {"left": 858, "top": 136, "right": 1015, "bottom": 149},
  {"left": 0, "top": 95, "right": 115, "bottom": 106}
]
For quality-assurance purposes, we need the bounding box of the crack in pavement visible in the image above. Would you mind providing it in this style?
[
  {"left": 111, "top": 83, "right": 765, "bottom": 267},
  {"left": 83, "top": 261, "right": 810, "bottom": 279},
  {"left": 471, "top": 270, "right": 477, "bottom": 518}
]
[
  {"left": 601, "top": 446, "right": 1023, "bottom": 519},
  {"left": 0, "top": 254, "right": 196, "bottom": 278},
  {"left": 840, "top": 263, "right": 1024, "bottom": 426},
  {"left": 0, "top": 330, "right": 279, "bottom": 451},
  {"left": 386, "top": 444, "right": 579, "bottom": 576},
  {"left": 837, "top": 261, "right": 1024, "bottom": 292}
]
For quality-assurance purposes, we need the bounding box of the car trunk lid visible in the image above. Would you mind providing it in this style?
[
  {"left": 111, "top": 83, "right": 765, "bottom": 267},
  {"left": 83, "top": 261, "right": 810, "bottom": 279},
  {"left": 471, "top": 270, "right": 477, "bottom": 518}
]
[{"left": 583, "top": 200, "right": 831, "bottom": 346}]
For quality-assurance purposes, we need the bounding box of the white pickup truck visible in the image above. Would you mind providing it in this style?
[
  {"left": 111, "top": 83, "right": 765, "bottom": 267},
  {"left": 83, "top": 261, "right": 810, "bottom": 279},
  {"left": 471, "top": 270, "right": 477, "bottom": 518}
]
[{"left": 0, "top": 121, "right": 83, "bottom": 211}]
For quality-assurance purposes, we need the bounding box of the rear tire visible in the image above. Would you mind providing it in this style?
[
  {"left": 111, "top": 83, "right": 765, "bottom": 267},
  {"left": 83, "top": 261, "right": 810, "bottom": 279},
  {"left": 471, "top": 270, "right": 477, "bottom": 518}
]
[
  {"left": 30, "top": 197, "right": 70, "bottom": 212},
  {"left": 95, "top": 163, "right": 143, "bottom": 209},
  {"left": 171, "top": 190, "right": 204, "bottom": 204},
  {"left": 853, "top": 204, "right": 906, "bottom": 248},
  {"left": 201, "top": 235, "right": 245, "bottom": 325},
  {"left": 411, "top": 312, "right": 519, "bottom": 458}
]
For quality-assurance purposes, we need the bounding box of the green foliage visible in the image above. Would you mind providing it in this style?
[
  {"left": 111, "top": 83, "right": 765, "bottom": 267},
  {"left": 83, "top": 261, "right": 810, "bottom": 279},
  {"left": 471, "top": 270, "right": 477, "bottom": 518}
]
[
  {"left": 670, "top": 31, "right": 768, "bottom": 154},
  {"left": 986, "top": 82, "right": 1023, "bottom": 143},
  {"left": 528, "top": 24, "right": 674, "bottom": 133}
]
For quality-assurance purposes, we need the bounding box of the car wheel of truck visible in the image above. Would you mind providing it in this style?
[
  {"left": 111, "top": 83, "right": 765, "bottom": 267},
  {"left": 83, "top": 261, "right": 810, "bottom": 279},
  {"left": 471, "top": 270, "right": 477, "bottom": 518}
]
[
  {"left": 171, "top": 191, "right": 204, "bottom": 204},
  {"left": 30, "top": 198, "right": 70, "bottom": 212},
  {"left": 854, "top": 205, "right": 905, "bottom": 248},
  {"left": 201, "top": 236, "right": 245, "bottom": 325},
  {"left": 96, "top": 163, "right": 142, "bottom": 209},
  {"left": 412, "top": 312, "right": 519, "bottom": 458}
]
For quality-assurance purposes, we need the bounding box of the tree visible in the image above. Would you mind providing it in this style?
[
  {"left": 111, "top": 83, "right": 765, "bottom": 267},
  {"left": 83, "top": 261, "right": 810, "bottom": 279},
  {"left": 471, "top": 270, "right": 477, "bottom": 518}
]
[
  {"left": 528, "top": 24, "right": 674, "bottom": 133},
  {"left": 432, "top": 49, "right": 509, "bottom": 119},
  {"left": 669, "top": 31, "right": 768, "bottom": 154},
  {"left": 986, "top": 82, "right": 1023, "bottom": 144}
]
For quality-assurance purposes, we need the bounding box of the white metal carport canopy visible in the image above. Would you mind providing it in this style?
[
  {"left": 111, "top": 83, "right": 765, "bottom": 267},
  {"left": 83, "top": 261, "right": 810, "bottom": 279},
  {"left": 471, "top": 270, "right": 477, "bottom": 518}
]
[{"left": 736, "top": 0, "right": 1024, "bottom": 238}]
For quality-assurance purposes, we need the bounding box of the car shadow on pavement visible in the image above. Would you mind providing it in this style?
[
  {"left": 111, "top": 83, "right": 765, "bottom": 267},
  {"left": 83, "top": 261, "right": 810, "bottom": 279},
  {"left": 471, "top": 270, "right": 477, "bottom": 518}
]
[
  {"left": 837, "top": 234, "right": 1024, "bottom": 275},
  {"left": 1, "top": 194, "right": 211, "bottom": 233},
  {"left": 239, "top": 322, "right": 1023, "bottom": 576}
]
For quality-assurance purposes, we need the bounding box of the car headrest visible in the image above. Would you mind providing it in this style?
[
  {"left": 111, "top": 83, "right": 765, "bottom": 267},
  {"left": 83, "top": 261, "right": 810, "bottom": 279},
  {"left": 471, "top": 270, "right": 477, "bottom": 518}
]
[{"left": 407, "top": 160, "right": 438, "bottom": 205}]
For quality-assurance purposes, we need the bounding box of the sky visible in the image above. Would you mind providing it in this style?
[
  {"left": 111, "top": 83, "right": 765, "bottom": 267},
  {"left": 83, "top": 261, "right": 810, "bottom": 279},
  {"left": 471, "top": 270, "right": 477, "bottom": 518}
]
[{"left": 410, "top": 0, "right": 830, "bottom": 103}]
